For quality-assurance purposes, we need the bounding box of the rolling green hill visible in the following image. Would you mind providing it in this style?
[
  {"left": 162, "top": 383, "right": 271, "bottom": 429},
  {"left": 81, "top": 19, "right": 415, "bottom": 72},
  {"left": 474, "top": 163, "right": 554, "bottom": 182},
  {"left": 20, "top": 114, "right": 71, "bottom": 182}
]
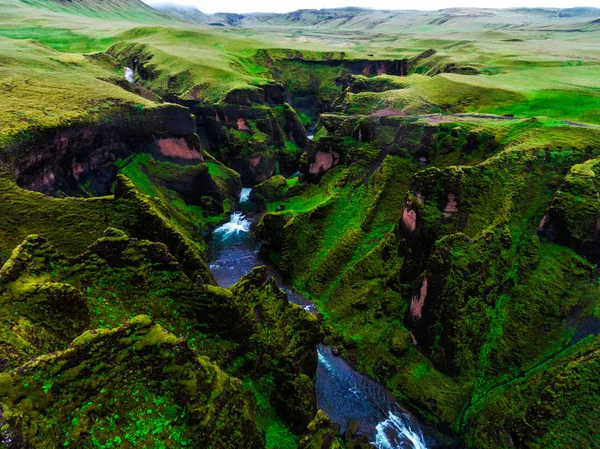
[{"left": 20, "top": 0, "right": 171, "bottom": 22}]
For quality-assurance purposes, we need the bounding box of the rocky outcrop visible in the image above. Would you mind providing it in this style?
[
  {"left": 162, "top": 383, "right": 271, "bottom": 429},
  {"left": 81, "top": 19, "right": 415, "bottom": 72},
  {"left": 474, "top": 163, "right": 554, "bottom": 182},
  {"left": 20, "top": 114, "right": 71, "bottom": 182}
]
[
  {"left": 10, "top": 104, "right": 200, "bottom": 196},
  {"left": 254, "top": 49, "right": 410, "bottom": 76},
  {"left": 301, "top": 117, "right": 496, "bottom": 183},
  {"left": 538, "top": 158, "right": 600, "bottom": 263},
  {"left": 398, "top": 166, "right": 466, "bottom": 256},
  {"left": 0, "top": 235, "right": 91, "bottom": 371},
  {"left": 284, "top": 102, "right": 309, "bottom": 149},
  {"left": 229, "top": 267, "right": 324, "bottom": 432},
  {"left": 249, "top": 175, "right": 288, "bottom": 208},
  {"left": 401, "top": 157, "right": 598, "bottom": 380},
  {"left": 319, "top": 114, "right": 377, "bottom": 143},
  {"left": 226, "top": 86, "right": 265, "bottom": 105},
  {"left": 297, "top": 411, "right": 344, "bottom": 449},
  {"left": 300, "top": 136, "right": 345, "bottom": 183},
  {"left": 0, "top": 315, "right": 264, "bottom": 449},
  {"left": 338, "top": 73, "right": 409, "bottom": 94},
  {"left": 156, "top": 135, "right": 203, "bottom": 162},
  {"left": 113, "top": 175, "right": 216, "bottom": 284},
  {"left": 192, "top": 100, "right": 306, "bottom": 185},
  {"left": 309, "top": 151, "right": 340, "bottom": 177},
  {"left": 0, "top": 228, "right": 325, "bottom": 439}
]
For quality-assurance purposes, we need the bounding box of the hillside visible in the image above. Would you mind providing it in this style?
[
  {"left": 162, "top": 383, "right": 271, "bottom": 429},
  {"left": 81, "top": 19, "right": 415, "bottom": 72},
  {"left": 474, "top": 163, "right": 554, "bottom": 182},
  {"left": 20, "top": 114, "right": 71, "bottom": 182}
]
[
  {"left": 149, "top": 2, "right": 210, "bottom": 23},
  {"left": 20, "top": 0, "right": 171, "bottom": 22}
]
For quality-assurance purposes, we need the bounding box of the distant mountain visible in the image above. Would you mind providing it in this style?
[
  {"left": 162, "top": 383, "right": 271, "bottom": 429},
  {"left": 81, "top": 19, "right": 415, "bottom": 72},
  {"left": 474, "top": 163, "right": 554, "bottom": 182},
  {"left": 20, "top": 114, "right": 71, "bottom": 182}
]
[
  {"left": 24, "top": 1, "right": 600, "bottom": 31},
  {"left": 152, "top": 5, "right": 600, "bottom": 31},
  {"left": 558, "top": 7, "right": 600, "bottom": 17},
  {"left": 151, "top": 3, "right": 245, "bottom": 25},
  {"left": 149, "top": 3, "right": 209, "bottom": 23}
]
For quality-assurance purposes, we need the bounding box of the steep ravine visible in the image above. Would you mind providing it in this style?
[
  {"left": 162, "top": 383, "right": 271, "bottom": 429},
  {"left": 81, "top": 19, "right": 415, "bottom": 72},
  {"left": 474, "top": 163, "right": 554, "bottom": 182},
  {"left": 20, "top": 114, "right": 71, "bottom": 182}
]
[{"left": 208, "top": 194, "right": 435, "bottom": 449}]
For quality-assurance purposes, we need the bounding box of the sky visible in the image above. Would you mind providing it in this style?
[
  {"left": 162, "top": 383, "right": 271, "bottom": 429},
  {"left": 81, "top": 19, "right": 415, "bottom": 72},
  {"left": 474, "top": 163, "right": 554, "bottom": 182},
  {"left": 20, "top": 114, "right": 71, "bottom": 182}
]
[{"left": 142, "top": 0, "right": 600, "bottom": 14}]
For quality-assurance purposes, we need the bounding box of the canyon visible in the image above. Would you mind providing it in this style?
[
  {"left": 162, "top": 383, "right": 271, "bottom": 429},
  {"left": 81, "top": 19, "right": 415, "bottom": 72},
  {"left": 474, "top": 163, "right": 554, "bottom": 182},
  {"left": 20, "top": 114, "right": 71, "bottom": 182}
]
[{"left": 0, "top": 1, "right": 600, "bottom": 448}]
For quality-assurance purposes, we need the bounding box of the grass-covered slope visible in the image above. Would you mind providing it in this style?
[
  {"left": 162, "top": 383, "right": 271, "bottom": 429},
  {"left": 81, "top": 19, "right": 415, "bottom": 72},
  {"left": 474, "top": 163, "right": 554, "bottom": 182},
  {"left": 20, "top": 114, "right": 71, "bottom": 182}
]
[
  {"left": 255, "top": 115, "right": 600, "bottom": 442},
  {"left": 19, "top": 0, "right": 170, "bottom": 22},
  {"left": 464, "top": 334, "right": 600, "bottom": 449}
]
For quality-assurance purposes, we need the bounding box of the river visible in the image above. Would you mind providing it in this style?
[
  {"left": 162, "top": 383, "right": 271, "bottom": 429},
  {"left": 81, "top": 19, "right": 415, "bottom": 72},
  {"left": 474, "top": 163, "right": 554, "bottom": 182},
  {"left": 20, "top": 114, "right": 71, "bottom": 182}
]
[{"left": 208, "top": 188, "right": 430, "bottom": 449}]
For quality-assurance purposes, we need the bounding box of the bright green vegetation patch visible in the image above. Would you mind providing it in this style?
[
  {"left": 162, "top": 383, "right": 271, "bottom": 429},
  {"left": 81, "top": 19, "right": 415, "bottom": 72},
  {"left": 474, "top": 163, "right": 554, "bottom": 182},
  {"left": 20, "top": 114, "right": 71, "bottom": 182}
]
[
  {"left": 266, "top": 179, "right": 334, "bottom": 213},
  {"left": 243, "top": 377, "right": 299, "bottom": 449},
  {"left": 116, "top": 153, "right": 235, "bottom": 234},
  {"left": 484, "top": 89, "right": 600, "bottom": 124},
  {"left": 0, "top": 26, "right": 116, "bottom": 53},
  {"left": 0, "top": 36, "right": 155, "bottom": 145},
  {"left": 0, "top": 177, "right": 114, "bottom": 259}
]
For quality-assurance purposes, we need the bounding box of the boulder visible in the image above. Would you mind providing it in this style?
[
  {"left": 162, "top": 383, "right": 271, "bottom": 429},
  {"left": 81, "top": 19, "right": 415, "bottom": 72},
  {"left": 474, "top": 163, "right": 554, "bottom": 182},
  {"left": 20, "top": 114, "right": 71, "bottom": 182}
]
[
  {"left": 249, "top": 175, "right": 288, "bottom": 207},
  {"left": 297, "top": 411, "right": 343, "bottom": 449},
  {"left": 343, "top": 418, "right": 360, "bottom": 441}
]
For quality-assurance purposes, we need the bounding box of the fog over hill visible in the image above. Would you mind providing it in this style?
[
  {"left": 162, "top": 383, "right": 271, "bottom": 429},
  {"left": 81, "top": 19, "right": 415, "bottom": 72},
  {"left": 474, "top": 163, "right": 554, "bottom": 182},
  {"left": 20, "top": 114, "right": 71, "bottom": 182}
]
[{"left": 148, "top": 3, "right": 600, "bottom": 30}]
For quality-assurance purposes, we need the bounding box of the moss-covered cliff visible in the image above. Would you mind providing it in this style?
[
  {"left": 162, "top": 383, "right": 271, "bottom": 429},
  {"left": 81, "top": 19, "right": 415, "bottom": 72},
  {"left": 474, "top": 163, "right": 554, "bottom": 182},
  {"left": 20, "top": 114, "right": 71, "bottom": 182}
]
[
  {"left": 0, "top": 315, "right": 264, "bottom": 448},
  {"left": 255, "top": 114, "right": 600, "bottom": 444}
]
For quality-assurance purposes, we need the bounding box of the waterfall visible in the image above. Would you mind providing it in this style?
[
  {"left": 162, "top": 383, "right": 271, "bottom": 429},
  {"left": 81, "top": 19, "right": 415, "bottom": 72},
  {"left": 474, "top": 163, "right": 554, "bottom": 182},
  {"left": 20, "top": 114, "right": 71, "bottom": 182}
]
[
  {"left": 124, "top": 67, "right": 134, "bottom": 84},
  {"left": 240, "top": 188, "right": 252, "bottom": 203},
  {"left": 374, "top": 412, "right": 427, "bottom": 449},
  {"left": 213, "top": 212, "right": 251, "bottom": 236}
]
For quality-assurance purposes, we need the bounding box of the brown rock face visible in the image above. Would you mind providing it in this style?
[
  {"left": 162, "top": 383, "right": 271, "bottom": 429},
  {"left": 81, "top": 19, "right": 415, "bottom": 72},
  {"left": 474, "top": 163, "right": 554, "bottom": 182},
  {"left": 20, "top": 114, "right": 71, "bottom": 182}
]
[
  {"left": 401, "top": 207, "right": 417, "bottom": 233},
  {"left": 11, "top": 105, "right": 201, "bottom": 197},
  {"left": 442, "top": 193, "right": 458, "bottom": 217},
  {"left": 158, "top": 137, "right": 203, "bottom": 161},
  {"left": 236, "top": 118, "right": 251, "bottom": 131},
  {"left": 410, "top": 277, "right": 428, "bottom": 319},
  {"left": 309, "top": 151, "right": 340, "bottom": 175}
]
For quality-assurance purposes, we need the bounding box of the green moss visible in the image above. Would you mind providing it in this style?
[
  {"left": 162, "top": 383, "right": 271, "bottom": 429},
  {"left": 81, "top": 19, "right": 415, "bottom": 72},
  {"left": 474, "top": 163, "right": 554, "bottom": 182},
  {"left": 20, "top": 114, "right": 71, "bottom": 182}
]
[
  {"left": 0, "top": 316, "right": 264, "bottom": 449},
  {"left": 0, "top": 232, "right": 323, "bottom": 444},
  {"left": 242, "top": 377, "right": 299, "bottom": 449},
  {"left": 464, "top": 335, "right": 600, "bottom": 449}
]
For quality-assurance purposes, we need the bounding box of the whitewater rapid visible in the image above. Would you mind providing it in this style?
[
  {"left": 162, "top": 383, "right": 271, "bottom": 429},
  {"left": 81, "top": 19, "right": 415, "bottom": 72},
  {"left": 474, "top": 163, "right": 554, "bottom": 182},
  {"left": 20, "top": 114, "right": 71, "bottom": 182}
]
[
  {"left": 375, "top": 412, "right": 427, "bottom": 449},
  {"left": 316, "top": 346, "right": 427, "bottom": 449},
  {"left": 213, "top": 212, "right": 251, "bottom": 235},
  {"left": 209, "top": 211, "right": 257, "bottom": 287},
  {"left": 124, "top": 67, "right": 134, "bottom": 84}
]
